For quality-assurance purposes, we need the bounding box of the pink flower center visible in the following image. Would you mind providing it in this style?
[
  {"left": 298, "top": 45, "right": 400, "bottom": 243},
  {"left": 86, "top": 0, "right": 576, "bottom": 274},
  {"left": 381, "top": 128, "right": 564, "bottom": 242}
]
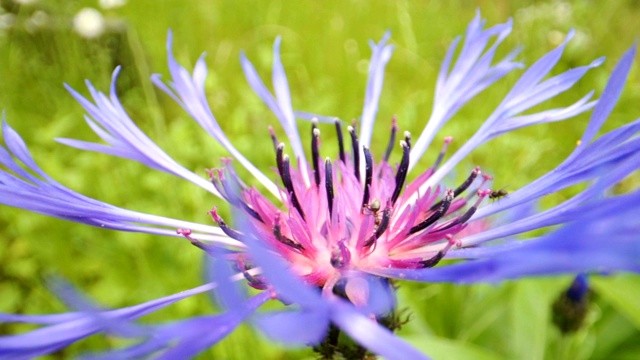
[{"left": 207, "top": 119, "right": 492, "bottom": 291}]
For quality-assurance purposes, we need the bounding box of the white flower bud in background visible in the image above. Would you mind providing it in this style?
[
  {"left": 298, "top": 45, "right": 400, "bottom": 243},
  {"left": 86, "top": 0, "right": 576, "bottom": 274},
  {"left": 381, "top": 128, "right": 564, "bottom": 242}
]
[
  {"left": 99, "top": 0, "right": 128, "bottom": 10},
  {"left": 73, "top": 8, "right": 105, "bottom": 39},
  {"left": 24, "top": 10, "right": 49, "bottom": 33},
  {"left": 0, "top": 13, "right": 16, "bottom": 30}
]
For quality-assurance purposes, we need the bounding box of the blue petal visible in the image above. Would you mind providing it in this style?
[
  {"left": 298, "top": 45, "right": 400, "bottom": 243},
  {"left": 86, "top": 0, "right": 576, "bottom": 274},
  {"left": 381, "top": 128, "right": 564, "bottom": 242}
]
[
  {"left": 59, "top": 70, "right": 217, "bottom": 194},
  {"left": 359, "top": 31, "right": 393, "bottom": 148},
  {"left": 0, "top": 282, "right": 218, "bottom": 358},
  {"left": 418, "top": 29, "right": 599, "bottom": 193},
  {"left": 578, "top": 43, "right": 637, "bottom": 146},
  {"left": 462, "top": 154, "right": 640, "bottom": 247},
  {"left": 242, "top": 228, "right": 326, "bottom": 309},
  {"left": 254, "top": 309, "right": 329, "bottom": 346},
  {"left": 83, "top": 292, "right": 270, "bottom": 360},
  {"left": 375, "top": 190, "right": 640, "bottom": 283},
  {"left": 151, "top": 32, "right": 279, "bottom": 196},
  {"left": 475, "top": 44, "right": 638, "bottom": 220},
  {"left": 0, "top": 120, "right": 236, "bottom": 245},
  {"left": 203, "top": 248, "right": 247, "bottom": 313},
  {"left": 503, "top": 30, "right": 574, "bottom": 103},
  {"left": 410, "top": 15, "right": 521, "bottom": 169},
  {"left": 240, "top": 41, "right": 309, "bottom": 186},
  {"left": 329, "top": 297, "right": 430, "bottom": 360}
]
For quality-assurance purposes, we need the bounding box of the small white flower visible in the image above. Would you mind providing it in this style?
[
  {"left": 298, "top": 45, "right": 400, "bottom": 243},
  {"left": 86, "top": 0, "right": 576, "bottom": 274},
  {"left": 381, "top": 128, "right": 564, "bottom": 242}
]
[
  {"left": 0, "top": 13, "right": 15, "bottom": 29},
  {"left": 73, "top": 8, "right": 105, "bottom": 39},
  {"left": 99, "top": 0, "right": 127, "bottom": 10}
]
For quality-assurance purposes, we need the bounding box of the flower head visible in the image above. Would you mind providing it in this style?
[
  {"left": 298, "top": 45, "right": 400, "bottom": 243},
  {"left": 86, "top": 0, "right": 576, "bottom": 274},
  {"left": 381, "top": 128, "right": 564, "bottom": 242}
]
[{"left": 1, "top": 12, "right": 639, "bottom": 359}]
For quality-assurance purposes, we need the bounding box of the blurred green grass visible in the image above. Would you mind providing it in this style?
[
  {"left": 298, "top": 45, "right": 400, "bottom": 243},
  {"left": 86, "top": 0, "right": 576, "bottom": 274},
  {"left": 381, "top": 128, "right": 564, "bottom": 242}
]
[{"left": 0, "top": 0, "right": 639, "bottom": 359}]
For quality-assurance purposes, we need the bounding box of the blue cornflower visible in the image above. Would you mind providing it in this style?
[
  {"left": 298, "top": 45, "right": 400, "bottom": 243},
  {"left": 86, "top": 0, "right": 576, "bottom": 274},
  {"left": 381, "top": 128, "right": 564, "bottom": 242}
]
[{"left": 1, "top": 12, "right": 639, "bottom": 359}]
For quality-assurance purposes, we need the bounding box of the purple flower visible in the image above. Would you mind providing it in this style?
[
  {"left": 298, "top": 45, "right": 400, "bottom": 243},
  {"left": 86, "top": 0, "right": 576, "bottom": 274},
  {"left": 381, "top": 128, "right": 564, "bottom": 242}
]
[{"left": 1, "top": 12, "right": 639, "bottom": 359}]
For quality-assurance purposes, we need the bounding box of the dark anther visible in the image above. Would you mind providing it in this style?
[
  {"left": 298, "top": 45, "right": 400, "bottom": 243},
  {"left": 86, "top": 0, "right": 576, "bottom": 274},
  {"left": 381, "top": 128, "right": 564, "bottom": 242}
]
[
  {"left": 282, "top": 155, "right": 306, "bottom": 220},
  {"left": 276, "top": 143, "right": 286, "bottom": 179},
  {"left": 177, "top": 228, "right": 218, "bottom": 256},
  {"left": 330, "top": 241, "right": 350, "bottom": 269},
  {"left": 242, "top": 270, "right": 268, "bottom": 290},
  {"left": 276, "top": 143, "right": 304, "bottom": 219},
  {"left": 209, "top": 209, "right": 245, "bottom": 241},
  {"left": 325, "top": 158, "right": 335, "bottom": 218},
  {"left": 437, "top": 204, "right": 478, "bottom": 232},
  {"left": 207, "top": 169, "right": 228, "bottom": 199},
  {"left": 383, "top": 116, "right": 398, "bottom": 163},
  {"left": 348, "top": 125, "right": 360, "bottom": 181},
  {"left": 334, "top": 119, "right": 346, "bottom": 163},
  {"left": 429, "top": 166, "right": 479, "bottom": 211},
  {"left": 273, "top": 215, "right": 304, "bottom": 251},
  {"left": 363, "top": 206, "right": 392, "bottom": 248},
  {"left": 217, "top": 170, "right": 263, "bottom": 223},
  {"left": 453, "top": 166, "right": 480, "bottom": 197},
  {"left": 238, "top": 201, "right": 263, "bottom": 223},
  {"left": 404, "top": 131, "right": 412, "bottom": 150},
  {"left": 311, "top": 121, "right": 321, "bottom": 186},
  {"left": 209, "top": 168, "right": 262, "bottom": 223},
  {"left": 361, "top": 147, "right": 373, "bottom": 209},
  {"left": 432, "top": 137, "right": 452, "bottom": 170},
  {"left": 237, "top": 257, "right": 268, "bottom": 290},
  {"left": 418, "top": 249, "right": 446, "bottom": 268},
  {"left": 221, "top": 159, "right": 249, "bottom": 190},
  {"left": 391, "top": 141, "right": 410, "bottom": 205},
  {"left": 409, "top": 189, "right": 454, "bottom": 234}
]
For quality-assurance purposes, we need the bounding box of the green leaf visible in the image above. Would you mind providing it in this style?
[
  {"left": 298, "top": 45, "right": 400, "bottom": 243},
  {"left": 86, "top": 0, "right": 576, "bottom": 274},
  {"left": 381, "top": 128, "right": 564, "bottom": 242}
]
[
  {"left": 591, "top": 275, "right": 640, "bottom": 330},
  {"left": 403, "top": 334, "right": 504, "bottom": 360},
  {"left": 507, "top": 279, "right": 563, "bottom": 360}
]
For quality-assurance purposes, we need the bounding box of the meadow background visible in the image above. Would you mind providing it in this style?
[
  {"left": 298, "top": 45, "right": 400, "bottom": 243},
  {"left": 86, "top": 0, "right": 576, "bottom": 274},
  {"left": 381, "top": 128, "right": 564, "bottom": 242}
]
[{"left": 0, "top": 0, "right": 639, "bottom": 358}]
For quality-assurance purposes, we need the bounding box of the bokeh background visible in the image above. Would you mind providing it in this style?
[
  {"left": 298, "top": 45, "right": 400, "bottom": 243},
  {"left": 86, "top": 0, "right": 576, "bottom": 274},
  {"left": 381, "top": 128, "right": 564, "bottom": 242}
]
[{"left": 0, "top": 0, "right": 639, "bottom": 358}]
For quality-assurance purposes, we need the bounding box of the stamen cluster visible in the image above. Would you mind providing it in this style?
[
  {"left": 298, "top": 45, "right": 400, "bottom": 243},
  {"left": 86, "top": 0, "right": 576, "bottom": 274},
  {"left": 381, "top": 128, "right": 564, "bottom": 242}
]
[{"left": 199, "top": 118, "right": 492, "bottom": 298}]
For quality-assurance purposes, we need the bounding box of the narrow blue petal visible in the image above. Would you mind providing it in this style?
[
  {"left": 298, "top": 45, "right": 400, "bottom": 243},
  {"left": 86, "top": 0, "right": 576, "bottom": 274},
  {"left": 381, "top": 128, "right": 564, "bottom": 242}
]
[
  {"left": 475, "top": 123, "right": 640, "bottom": 221},
  {"left": 504, "top": 30, "right": 573, "bottom": 101},
  {"left": 493, "top": 93, "right": 595, "bottom": 135},
  {"left": 435, "top": 36, "right": 461, "bottom": 95},
  {"left": 581, "top": 118, "right": 640, "bottom": 156},
  {"left": 240, "top": 43, "right": 309, "bottom": 186},
  {"left": 153, "top": 33, "right": 279, "bottom": 196},
  {"left": 81, "top": 331, "right": 167, "bottom": 360},
  {"left": 0, "top": 313, "right": 85, "bottom": 325},
  {"left": 359, "top": 31, "right": 393, "bottom": 148},
  {"left": 272, "top": 37, "right": 296, "bottom": 132},
  {"left": 474, "top": 45, "right": 638, "bottom": 221},
  {"left": 465, "top": 154, "right": 640, "bottom": 246},
  {"left": 55, "top": 138, "right": 146, "bottom": 163},
  {"left": 254, "top": 309, "right": 329, "bottom": 346},
  {"left": 61, "top": 72, "right": 219, "bottom": 195},
  {"left": 377, "top": 190, "right": 640, "bottom": 283},
  {"left": 0, "top": 121, "right": 233, "bottom": 242},
  {"left": 579, "top": 43, "right": 637, "bottom": 146},
  {"left": 83, "top": 292, "right": 270, "bottom": 360},
  {"left": 203, "top": 248, "right": 247, "bottom": 313},
  {"left": 502, "top": 57, "right": 602, "bottom": 118},
  {"left": 0, "top": 282, "right": 218, "bottom": 357},
  {"left": 421, "top": 30, "right": 601, "bottom": 195},
  {"left": 152, "top": 317, "right": 240, "bottom": 360},
  {"left": 155, "top": 292, "right": 270, "bottom": 359},
  {"left": 410, "top": 16, "right": 520, "bottom": 169}
]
